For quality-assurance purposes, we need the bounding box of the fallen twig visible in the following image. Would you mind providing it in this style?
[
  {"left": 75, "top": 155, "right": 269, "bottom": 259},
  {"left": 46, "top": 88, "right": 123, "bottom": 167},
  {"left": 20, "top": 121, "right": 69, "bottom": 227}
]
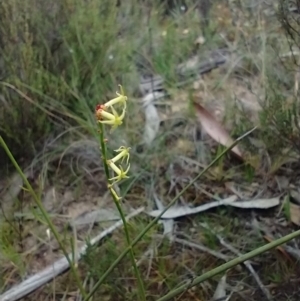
[
  {"left": 139, "top": 48, "right": 230, "bottom": 95},
  {"left": 0, "top": 207, "right": 144, "bottom": 301},
  {"left": 173, "top": 237, "right": 230, "bottom": 262},
  {"left": 200, "top": 223, "right": 272, "bottom": 301}
]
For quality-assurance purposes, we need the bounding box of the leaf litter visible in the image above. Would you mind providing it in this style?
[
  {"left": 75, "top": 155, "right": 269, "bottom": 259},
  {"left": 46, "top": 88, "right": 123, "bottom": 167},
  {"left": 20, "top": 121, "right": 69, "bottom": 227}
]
[
  {"left": 194, "top": 102, "right": 243, "bottom": 159},
  {"left": 148, "top": 195, "right": 280, "bottom": 219},
  {"left": 212, "top": 274, "right": 227, "bottom": 301},
  {"left": 0, "top": 171, "right": 31, "bottom": 218},
  {"left": 141, "top": 92, "right": 161, "bottom": 146},
  {"left": 0, "top": 207, "right": 144, "bottom": 301},
  {"left": 70, "top": 208, "right": 121, "bottom": 227},
  {"left": 152, "top": 192, "right": 174, "bottom": 240},
  {"left": 201, "top": 222, "right": 272, "bottom": 301},
  {"left": 3, "top": 4, "right": 300, "bottom": 300}
]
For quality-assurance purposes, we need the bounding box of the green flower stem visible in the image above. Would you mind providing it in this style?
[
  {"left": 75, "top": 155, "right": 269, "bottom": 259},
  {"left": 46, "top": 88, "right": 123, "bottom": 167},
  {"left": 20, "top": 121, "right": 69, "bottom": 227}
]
[
  {"left": 98, "top": 123, "right": 110, "bottom": 179},
  {"left": 85, "top": 127, "right": 257, "bottom": 300},
  {"left": 0, "top": 136, "right": 87, "bottom": 298},
  {"left": 111, "top": 191, "right": 146, "bottom": 300},
  {"left": 98, "top": 123, "right": 146, "bottom": 301},
  {"left": 157, "top": 229, "right": 300, "bottom": 301}
]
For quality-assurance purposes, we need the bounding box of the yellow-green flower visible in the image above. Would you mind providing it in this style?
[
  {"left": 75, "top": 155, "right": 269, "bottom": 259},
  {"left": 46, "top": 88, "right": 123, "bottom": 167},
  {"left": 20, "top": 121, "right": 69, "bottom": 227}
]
[
  {"left": 107, "top": 160, "right": 130, "bottom": 184},
  {"left": 96, "top": 105, "right": 126, "bottom": 130},
  {"left": 95, "top": 85, "right": 128, "bottom": 130},
  {"left": 111, "top": 146, "right": 131, "bottom": 165},
  {"left": 104, "top": 85, "right": 127, "bottom": 109}
]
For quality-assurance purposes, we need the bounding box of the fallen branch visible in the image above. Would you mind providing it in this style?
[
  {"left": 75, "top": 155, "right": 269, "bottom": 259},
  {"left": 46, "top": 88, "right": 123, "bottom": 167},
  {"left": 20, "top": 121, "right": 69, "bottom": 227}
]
[
  {"left": 173, "top": 237, "right": 230, "bottom": 261},
  {"left": 139, "top": 48, "right": 230, "bottom": 95},
  {"left": 0, "top": 207, "right": 144, "bottom": 301}
]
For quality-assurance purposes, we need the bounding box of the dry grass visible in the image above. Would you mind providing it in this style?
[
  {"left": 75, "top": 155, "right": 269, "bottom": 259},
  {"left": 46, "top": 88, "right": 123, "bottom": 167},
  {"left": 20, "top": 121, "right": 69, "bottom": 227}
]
[{"left": 1, "top": 0, "right": 300, "bottom": 300}]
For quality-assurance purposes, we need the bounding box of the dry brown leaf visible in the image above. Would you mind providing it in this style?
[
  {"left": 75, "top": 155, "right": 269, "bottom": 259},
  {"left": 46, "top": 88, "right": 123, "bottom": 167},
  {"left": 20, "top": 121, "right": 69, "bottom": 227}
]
[
  {"left": 213, "top": 275, "right": 227, "bottom": 301},
  {"left": 147, "top": 195, "right": 238, "bottom": 219},
  {"left": 0, "top": 172, "right": 28, "bottom": 216},
  {"left": 229, "top": 197, "right": 280, "bottom": 209},
  {"left": 290, "top": 202, "right": 300, "bottom": 226},
  {"left": 142, "top": 102, "right": 160, "bottom": 146},
  {"left": 42, "top": 187, "right": 57, "bottom": 211},
  {"left": 290, "top": 190, "right": 300, "bottom": 204},
  {"left": 71, "top": 209, "right": 120, "bottom": 227},
  {"left": 194, "top": 102, "right": 243, "bottom": 159}
]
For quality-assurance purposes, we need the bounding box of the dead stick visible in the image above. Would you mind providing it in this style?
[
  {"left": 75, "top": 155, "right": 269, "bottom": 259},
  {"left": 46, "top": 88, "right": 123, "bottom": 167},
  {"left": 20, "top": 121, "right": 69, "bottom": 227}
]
[{"left": 0, "top": 207, "right": 144, "bottom": 301}]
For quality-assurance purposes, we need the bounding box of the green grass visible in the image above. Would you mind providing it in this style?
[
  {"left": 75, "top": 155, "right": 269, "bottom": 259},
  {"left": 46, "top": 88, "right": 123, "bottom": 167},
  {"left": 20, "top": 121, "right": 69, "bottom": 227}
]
[{"left": 1, "top": 0, "right": 300, "bottom": 300}]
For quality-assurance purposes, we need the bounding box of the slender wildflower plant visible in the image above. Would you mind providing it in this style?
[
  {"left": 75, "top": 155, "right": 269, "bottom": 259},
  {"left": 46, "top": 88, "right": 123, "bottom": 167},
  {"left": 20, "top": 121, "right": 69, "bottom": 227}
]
[
  {"left": 0, "top": 136, "right": 87, "bottom": 298},
  {"left": 95, "top": 85, "right": 146, "bottom": 301}
]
